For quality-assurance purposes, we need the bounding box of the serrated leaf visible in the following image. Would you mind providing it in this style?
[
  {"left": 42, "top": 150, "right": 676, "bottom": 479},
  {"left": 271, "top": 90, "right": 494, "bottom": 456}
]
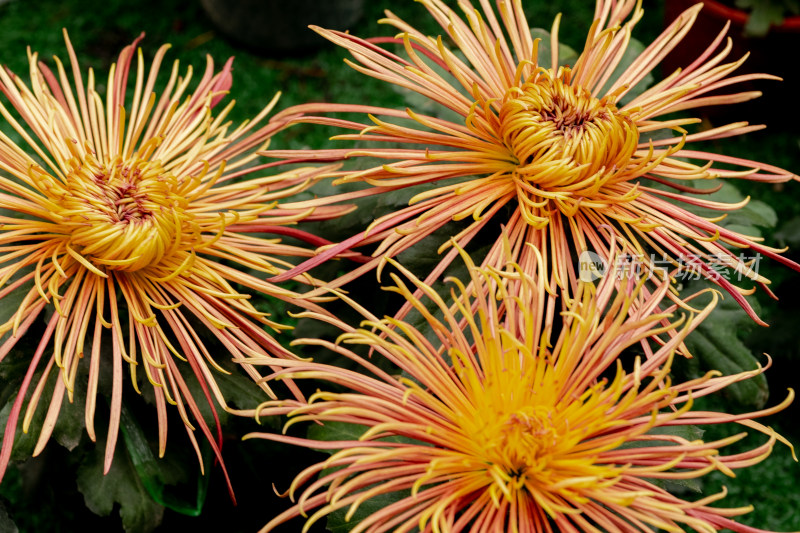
[
  {"left": 690, "top": 180, "right": 777, "bottom": 237},
  {"left": 682, "top": 280, "right": 768, "bottom": 408},
  {"left": 655, "top": 179, "right": 778, "bottom": 243},
  {"left": 0, "top": 354, "right": 87, "bottom": 462},
  {"left": 119, "top": 403, "right": 209, "bottom": 517},
  {"left": 52, "top": 364, "right": 88, "bottom": 452},
  {"left": 77, "top": 431, "right": 164, "bottom": 533},
  {"left": 214, "top": 365, "right": 275, "bottom": 413}
]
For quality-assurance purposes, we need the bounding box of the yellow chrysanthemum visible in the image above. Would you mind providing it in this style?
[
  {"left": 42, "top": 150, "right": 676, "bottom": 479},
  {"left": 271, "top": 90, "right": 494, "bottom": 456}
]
[
  {"left": 268, "top": 0, "right": 798, "bottom": 324},
  {"left": 248, "top": 250, "right": 794, "bottom": 533},
  {"left": 0, "top": 32, "right": 347, "bottom": 488}
]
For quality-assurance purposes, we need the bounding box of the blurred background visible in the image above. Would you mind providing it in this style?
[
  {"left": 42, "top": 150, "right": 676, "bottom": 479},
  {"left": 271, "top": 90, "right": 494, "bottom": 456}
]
[{"left": 0, "top": 0, "right": 798, "bottom": 531}]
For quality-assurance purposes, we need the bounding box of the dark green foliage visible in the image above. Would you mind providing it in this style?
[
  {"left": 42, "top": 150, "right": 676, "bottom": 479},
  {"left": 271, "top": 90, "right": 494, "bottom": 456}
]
[{"left": 1, "top": 0, "right": 799, "bottom": 532}]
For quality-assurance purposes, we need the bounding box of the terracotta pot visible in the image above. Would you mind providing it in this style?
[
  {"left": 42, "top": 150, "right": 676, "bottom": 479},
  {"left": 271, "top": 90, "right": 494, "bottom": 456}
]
[
  {"left": 662, "top": 0, "right": 800, "bottom": 128},
  {"left": 200, "top": 0, "right": 365, "bottom": 55}
]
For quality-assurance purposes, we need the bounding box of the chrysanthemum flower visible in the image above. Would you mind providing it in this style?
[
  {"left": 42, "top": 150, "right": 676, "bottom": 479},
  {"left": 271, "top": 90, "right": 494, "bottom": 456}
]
[
  {"left": 0, "top": 32, "right": 347, "bottom": 487},
  {"left": 268, "top": 0, "right": 799, "bottom": 323},
  {"left": 248, "top": 250, "right": 794, "bottom": 533}
]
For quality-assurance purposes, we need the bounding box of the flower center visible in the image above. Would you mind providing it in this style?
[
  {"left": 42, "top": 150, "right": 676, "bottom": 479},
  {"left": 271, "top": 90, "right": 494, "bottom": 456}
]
[
  {"left": 486, "top": 406, "right": 559, "bottom": 478},
  {"left": 498, "top": 68, "right": 639, "bottom": 212},
  {"left": 57, "top": 152, "right": 192, "bottom": 272}
]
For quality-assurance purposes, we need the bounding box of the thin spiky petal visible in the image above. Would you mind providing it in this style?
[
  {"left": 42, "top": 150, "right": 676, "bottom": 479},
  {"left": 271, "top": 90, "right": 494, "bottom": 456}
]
[
  {"left": 266, "top": 0, "right": 798, "bottom": 324},
  {"left": 0, "top": 32, "right": 347, "bottom": 487},
  {"left": 245, "top": 248, "right": 794, "bottom": 532}
]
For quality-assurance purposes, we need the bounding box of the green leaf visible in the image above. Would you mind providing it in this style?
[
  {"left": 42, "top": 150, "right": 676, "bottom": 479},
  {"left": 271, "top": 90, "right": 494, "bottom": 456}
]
[
  {"left": 0, "top": 272, "right": 34, "bottom": 346},
  {"left": 77, "top": 431, "right": 165, "bottom": 533},
  {"left": 130, "top": 357, "right": 270, "bottom": 515},
  {"left": 530, "top": 27, "right": 652, "bottom": 104},
  {"left": 306, "top": 420, "right": 369, "bottom": 449},
  {"left": 391, "top": 42, "right": 467, "bottom": 124},
  {"left": 530, "top": 28, "right": 579, "bottom": 70},
  {"left": 389, "top": 221, "right": 490, "bottom": 350},
  {"left": 119, "top": 403, "right": 209, "bottom": 517},
  {"left": 325, "top": 491, "right": 415, "bottom": 533},
  {"left": 656, "top": 476, "right": 704, "bottom": 495},
  {"left": 307, "top": 420, "right": 420, "bottom": 449},
  {"left": 304, "top": 421, "right": 420, "bottom": 532},
  {"left": 52, "top": 367, "right": 88, "bottom": 452},
  {"left": 682, "top": 280, "right": 769, "bottom": 408},
  {"left": 0, "top": 351, "right": 87, "bottom": 463},
  {"left": 605, "top": 36, "right": 654, "bottom": 106},
  {"left": 620, "top": 425, "right": 705, "bottom": 493},
  {"left": 735, "top": 0, "right": 798, "bottom": 36},
  {"left": 0, "top": 499, "right": 18, "bottom": 533},
  {"left": 290, "top": 176, "right": 425, "bottom": 254},
  {"left": 620, "top": 424, "right": 705, "bottom": 450},
  {"left": 213, "top": 364, "right": 276, "bottom": 413},
  {"left": 0, "top": 371, "right": 53, "bottom": 462},
  {"left": 664, "top": 179, "right": 778, "bottom": 240},
  {"left": 774, "top": 215, "right": 800, "bottom": 248},
  {"left": 717, "top": 197, "right": 777, "bottom": 235}
]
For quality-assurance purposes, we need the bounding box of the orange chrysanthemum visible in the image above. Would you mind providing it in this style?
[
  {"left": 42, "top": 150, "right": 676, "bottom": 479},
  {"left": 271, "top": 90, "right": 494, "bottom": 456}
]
[
  {"left": 248, "top": 251, "right": 794, "bottom": 533},
  {"left": 268, "top": 0, "right": 798, "bottom": 323},
  {"left": 0, "top": 32, "right": 346, "bottom": 488}
]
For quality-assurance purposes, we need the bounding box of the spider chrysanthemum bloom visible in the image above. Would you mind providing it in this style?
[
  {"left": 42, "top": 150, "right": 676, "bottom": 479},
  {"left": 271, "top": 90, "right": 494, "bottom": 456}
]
[
  {"left": 248, "top": 251, "right": 794, "bottom": 533},
  {"left": 269, "top": 0, "right": 799, "bottom": 323},
  {"left": 0, "top": 32, "right": 346, "bottom": 486}
]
